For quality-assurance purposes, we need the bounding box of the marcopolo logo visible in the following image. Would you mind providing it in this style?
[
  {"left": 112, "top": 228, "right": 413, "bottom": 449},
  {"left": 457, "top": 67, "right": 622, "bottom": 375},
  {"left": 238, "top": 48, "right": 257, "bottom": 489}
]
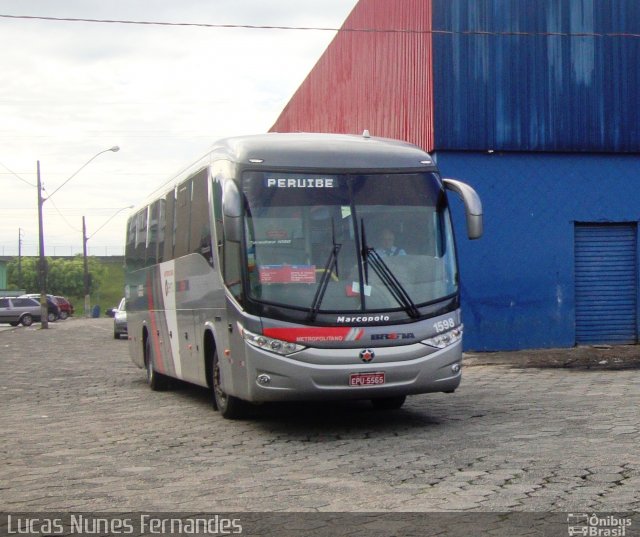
[
  {"left": 567, "top": 513, "right": 632, "bottom": 537},
  {"left": 336, "top": 315, "right": 390, "bottom": 324}
]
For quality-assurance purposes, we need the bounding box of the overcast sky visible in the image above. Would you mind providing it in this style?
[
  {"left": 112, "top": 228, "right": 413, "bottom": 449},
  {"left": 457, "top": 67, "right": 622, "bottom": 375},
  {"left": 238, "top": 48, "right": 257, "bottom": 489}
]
[{"left": 0, "top": 0, "right": 359, "bottom": 257}]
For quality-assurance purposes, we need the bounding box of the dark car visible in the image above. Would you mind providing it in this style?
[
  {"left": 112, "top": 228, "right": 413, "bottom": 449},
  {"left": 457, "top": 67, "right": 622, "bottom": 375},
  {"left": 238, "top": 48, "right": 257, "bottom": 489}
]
[
  {"left": 0, "top": 297, "right": 42, "bottom": 326},
  {"left": 113, "top": 297, "right": 127, "bottom": 339}
]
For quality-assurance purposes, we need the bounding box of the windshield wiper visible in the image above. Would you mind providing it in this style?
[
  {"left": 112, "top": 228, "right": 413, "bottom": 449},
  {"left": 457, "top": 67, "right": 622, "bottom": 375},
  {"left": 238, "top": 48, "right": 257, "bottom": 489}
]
[
  {"left": 360, "top": 219, "right": 420, "bottom": 319},
  {"left": 308, "top": 220, "right": 341, "bottom": 322}
]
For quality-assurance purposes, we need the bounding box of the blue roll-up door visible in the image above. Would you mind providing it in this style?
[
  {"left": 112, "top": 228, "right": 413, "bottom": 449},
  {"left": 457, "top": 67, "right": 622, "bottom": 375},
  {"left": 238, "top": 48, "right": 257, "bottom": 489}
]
[{"left": 575, "top": 224, "right": 638, "bottom": 345}]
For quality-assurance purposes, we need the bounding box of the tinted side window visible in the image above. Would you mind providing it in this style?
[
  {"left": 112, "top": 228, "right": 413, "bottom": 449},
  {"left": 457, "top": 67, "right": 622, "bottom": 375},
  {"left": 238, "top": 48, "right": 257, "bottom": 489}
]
[
  {"left": 191, "top": 169, "right": 212, "bottom": 264},
  {"left": 134, "top": 208, "right": 148, "bottom": 268},
  {"left": 163, "top": 189, "right": 176, "bottom": 262},
  {"left": 0, "top": 299, "right": 9, "bottom": 308},
  {"left": 174, "top": 179, "right": 191, "bottom": 258},
  {"left": 13, "top": 298, "right": 36, "bottom": 307},
  {"left": 147, "top": 200, "right": 160, "bottom": 266},
  {"left": 157, "top": 198, "right": 167, "bottom": 263},
  {"left": 125, "top": 216, "right": 137, "bottom": 269},
  {"left": 224, "top": 240, "right": 243, "bottom": 304}
]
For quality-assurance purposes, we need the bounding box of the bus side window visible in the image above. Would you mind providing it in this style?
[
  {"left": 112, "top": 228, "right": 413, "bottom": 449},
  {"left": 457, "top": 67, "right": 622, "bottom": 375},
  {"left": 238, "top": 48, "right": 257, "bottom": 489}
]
[
  {"left": 213, "top": 177, "right": 243, "bottom": 304},
  {"left": 147, "top": 200, "right": 160, "bottom": 266},
  {"left": 224, "top": 240, "right": 243, "bottom": 304},
  {"left": 134, "top": 208, "right": 147, "bottom": 269},
  {"left": 163, "top": 189, "right": 176, "bottom": 262},
  {"left": 191, "top": 169, "right": 213, "bottom": 266},
  {"left": 212, "top": 178, "right": 224, "bottom": 258},
  {"left": 174, "top": 179, "right": 191, "bottom": 258},
  {"left": 157, "top": 198, "right": 166, "bottom": 263},
  {"left": 125, "top": 216, "right": 137, "bottom": 269}
]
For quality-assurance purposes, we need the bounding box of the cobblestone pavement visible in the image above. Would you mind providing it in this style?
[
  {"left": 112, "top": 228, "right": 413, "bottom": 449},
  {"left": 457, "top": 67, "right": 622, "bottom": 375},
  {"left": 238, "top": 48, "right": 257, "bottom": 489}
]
[{"left": 1, "top": 318, "right": 639, "bottom": 513}]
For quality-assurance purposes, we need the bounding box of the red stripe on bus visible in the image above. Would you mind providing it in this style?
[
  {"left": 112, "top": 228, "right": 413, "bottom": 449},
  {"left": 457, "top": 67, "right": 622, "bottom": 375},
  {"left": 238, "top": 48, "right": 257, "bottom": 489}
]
[{"left": 263, "top": 327, "right": 363, "bottom": 343}]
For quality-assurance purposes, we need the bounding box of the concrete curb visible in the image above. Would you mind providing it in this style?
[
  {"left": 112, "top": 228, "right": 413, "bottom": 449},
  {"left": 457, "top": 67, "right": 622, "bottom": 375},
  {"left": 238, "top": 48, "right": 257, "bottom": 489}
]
[{"left": 464, "top": 345, "right": 640, "bottom": 370}]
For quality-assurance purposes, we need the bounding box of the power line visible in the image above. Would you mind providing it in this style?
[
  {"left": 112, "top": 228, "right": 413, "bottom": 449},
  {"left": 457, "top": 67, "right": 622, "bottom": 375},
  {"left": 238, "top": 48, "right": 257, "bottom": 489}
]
[
  {"left": 41, "top": 187, "right": 83, "bottom": 233},
  {"left": 0, "top": 160, "right": 36, "bottom": 187},
  {"left": 1, "top": 13, "right": 640, "bottom": 38}
]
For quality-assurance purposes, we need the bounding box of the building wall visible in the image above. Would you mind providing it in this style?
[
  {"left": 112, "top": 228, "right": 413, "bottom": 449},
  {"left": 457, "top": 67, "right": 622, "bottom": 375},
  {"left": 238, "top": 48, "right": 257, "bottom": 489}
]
[
  {"left": 271, "top": 0, "right": 435, "bottom": 150},
  {"left": 432, "top": 0, "right": 640, "bottom": 152},
  {"left": 437, "top": 151, "right": 640, "bottom": 350},
  {"left": 270, "top": 0, "right": 640, "bottom": 350}
]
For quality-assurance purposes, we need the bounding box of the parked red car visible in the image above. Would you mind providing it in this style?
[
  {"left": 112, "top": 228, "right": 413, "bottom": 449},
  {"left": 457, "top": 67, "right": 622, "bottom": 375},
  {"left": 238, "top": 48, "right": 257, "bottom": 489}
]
[{"left": 54, "top": 296, "right": 74, "bottom": 320}]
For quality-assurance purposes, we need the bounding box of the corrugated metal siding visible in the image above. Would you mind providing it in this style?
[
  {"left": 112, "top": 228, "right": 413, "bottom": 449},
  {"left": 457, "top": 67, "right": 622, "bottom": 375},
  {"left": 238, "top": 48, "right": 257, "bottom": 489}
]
[
  {"left": 438, "top": 151, "right": 640, "bottom": 351},
  {"left": 270, "top": 0, "right": 435, "bottom": 152},
  {"left": 432, "top": 0, "right": 640, "bottom": 152},
  {"left": 575, "top": 224, "right": 637, "bottom": 345}
]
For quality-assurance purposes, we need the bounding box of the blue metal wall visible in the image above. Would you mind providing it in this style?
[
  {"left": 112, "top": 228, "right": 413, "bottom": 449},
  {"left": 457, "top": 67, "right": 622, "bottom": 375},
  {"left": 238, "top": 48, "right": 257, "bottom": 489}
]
[
  {"left": 432, "top": 0, "right": 640, "bottom": 152},
  {"left": 436, "top": 151, "right": 640, "bottom": 351}
]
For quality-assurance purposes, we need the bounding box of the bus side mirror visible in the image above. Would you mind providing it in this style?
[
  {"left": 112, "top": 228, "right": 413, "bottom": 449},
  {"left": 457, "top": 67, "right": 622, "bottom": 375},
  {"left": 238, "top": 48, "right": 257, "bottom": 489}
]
[
  {"left": 222, "top": 180, "right": 243, "bottom": 242},
  {"left": 443, "top": 179, "right": 483, "bottom": 240}
]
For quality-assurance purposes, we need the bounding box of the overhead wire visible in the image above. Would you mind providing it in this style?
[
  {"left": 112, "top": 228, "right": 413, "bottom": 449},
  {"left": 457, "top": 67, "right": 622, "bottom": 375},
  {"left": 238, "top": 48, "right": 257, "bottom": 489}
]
[
  {"left": 1, "top": 13, "right": 639, "bottom": 38},
  {"left": 0, "top": 160, "right": 36, "bottom": 187}
]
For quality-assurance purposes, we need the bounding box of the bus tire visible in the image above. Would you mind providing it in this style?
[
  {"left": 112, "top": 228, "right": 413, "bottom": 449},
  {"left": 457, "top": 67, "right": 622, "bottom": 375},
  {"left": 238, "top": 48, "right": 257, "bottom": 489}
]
[
  {"left": 212, "top": 350, "right": 247, "bottom": 420},
  {"left": 145, "top": 337, "right": 169, "bottom": 391},
  {"left": 371, "top": 395, "right": 406, "bottom": 410}
]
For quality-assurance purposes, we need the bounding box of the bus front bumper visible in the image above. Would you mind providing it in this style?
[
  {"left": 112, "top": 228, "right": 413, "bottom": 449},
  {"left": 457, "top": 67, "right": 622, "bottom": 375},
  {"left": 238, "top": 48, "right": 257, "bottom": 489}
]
[{"left": 237, "top": 340, "right": 463, "bottom": 403}]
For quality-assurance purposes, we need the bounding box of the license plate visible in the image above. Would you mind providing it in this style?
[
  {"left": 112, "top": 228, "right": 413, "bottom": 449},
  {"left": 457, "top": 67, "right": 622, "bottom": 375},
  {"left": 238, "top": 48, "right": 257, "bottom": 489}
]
[{"left": 349, "top": 372, "right": 385, "bottom": 387}]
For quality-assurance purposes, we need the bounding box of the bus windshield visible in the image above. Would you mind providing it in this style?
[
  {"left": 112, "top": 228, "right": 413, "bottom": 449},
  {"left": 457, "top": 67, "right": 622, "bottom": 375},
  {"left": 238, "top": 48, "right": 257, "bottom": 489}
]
[{"left": 242, "top": 171, "right": 458, "bottom": 316}]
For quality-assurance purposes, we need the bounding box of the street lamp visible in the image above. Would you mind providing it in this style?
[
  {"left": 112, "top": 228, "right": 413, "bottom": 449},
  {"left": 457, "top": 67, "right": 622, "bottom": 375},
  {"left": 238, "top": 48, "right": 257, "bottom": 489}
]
[
  {"left": 37, "top": 146, "right": 120, "bottom": 328},
  {"left": 82, "top": 205, "right": 134, "bottom": 316}
]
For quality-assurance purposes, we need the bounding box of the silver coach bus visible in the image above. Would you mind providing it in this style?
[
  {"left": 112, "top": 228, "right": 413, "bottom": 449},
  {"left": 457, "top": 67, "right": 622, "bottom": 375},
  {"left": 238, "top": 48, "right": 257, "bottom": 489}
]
[{"left": 125, "top": 133, "right": 482, "bottom": 418}]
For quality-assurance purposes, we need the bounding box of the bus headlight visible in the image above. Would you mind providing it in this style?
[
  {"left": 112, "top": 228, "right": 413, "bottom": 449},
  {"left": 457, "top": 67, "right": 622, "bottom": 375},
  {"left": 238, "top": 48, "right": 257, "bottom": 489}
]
[
  {"left": 238, "top": 324, "right": 305, "bottom": 356},
  {"left": 422, "top": 326, "right": 463, "bottom": 349}
]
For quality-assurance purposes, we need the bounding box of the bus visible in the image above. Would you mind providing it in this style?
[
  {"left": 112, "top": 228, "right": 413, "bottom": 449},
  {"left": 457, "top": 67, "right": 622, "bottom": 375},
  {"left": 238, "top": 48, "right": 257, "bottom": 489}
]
[{"left": 125, "top": 132, "right": 482, "bottom": 419}]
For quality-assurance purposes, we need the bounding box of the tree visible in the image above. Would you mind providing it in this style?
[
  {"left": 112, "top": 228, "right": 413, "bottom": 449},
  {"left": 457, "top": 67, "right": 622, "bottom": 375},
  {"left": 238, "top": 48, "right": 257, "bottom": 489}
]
[
  {"left": 6, "top": 257, "right": 38, "bottom": 292},
  {"left": 7, "top": 256, "right": 106, "bottom": 297}
]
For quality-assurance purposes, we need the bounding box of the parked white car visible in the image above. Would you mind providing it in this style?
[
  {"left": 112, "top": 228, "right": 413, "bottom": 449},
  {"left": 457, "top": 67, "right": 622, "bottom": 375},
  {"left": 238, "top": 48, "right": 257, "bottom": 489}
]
[{"left": 113, "top": 297, "right": 127, "bottom": 339}]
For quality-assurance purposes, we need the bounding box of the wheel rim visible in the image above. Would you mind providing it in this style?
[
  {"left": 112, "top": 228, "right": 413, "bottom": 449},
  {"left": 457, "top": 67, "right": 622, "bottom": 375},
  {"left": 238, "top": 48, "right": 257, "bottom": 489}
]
[
  {"left": 145, "top": 340, "right": 154, "bottom": 385},
  {"left": 213, "top": 357, "right": 228, "bottom": 411},
  {"left": 146, "top": 357, "right": 154, "bottom": 385},
  {"left": 22, "top": 315, "right": 33, "bottom": 326}
]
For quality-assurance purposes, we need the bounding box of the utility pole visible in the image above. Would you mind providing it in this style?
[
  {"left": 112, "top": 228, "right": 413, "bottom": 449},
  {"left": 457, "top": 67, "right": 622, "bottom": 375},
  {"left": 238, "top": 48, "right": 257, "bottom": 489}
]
[
  {"left": 37, "top": 161, "right": 48, "bottom": 328},
  {"left": 33, "top": 146, "right": 119, "bottom": 328},
  {"left": 82, "top": 216, "right": 90, "bottom": 317},
  {"left": 18, "top": 228, "right": 23, "bottom": 290}
]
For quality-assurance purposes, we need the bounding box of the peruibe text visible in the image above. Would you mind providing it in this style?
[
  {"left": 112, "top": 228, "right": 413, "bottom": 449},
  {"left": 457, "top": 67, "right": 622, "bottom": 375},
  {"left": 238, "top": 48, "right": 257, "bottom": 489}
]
[{"left": 266, "top": 178, "right": 334, "bottom": 188}]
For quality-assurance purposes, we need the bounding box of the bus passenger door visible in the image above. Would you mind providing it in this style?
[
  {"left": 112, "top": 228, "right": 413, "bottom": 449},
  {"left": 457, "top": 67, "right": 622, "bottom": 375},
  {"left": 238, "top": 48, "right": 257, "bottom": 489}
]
[
  {"left": 220, "top": 297, "right": 250, "bottom": 400},
  {"left": 173, "top": 307, "right": 196, "bottom": 383}
]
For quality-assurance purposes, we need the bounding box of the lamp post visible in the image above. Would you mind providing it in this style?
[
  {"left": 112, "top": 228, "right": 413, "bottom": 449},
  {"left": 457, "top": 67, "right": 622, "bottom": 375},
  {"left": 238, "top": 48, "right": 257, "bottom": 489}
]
[
  {"left": 82, "top": 205, "right": 133, "bottom": 317},
  {"left": 37, "top": 146, "right": 120, "bottom": 328}
]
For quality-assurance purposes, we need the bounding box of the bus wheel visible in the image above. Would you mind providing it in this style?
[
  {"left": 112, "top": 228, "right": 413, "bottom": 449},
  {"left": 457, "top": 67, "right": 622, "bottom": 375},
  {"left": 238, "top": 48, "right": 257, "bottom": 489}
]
[
  {"left": 371, "top": 395, "right": 406, "bottom": 410},
  {"left": 145, "top": 337, "right": 169, "bottom": 391},
  {"left": 212, "top": 350, "right": 247, "bottom": 420}
]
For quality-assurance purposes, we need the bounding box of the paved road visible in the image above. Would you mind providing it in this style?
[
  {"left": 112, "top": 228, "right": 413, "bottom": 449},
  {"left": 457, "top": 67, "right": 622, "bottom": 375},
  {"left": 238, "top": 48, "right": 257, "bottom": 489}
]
[{"left": 1, "top": 318, "right": 638, "bottom": 514}]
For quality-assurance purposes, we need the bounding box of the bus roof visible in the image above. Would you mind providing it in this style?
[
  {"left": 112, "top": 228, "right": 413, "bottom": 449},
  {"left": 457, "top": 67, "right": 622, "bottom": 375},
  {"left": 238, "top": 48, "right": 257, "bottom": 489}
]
[
  {"left": 132, "top": 132, "right": 438, "bottom": 215},
  {"left": 211, "top": 132, "right": 437, "bottom": 171}
]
